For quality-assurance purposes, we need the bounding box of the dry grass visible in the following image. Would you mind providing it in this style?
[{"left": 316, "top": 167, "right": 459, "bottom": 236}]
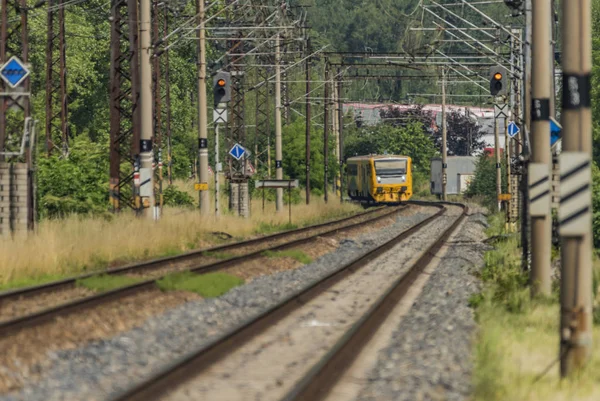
[
  {"left": 475, "top": 301, "right": 600, "bottom": 401},
  {"left": 0, "top": 196, "right": 359, "bottom": 288}
]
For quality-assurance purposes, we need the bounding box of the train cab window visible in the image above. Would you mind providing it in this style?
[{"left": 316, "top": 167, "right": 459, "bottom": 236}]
[{"left": 375, "top": 159, "right": 407, "bottom": 184}]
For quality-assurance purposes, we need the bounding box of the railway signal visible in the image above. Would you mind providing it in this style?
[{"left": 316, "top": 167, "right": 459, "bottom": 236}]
[
  {"left": 213, "top": 71, "right": 231, "bottom": 106},
  {"left": 489, "top": 66, "right": 508, "bottom": 96}
]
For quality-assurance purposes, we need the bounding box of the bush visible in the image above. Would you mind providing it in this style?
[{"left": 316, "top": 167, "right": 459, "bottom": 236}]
[
  {"left": 37, "top": 136, "right": 109, "bottom": 218},
  {"left": 465, "top": 152, "right": 507, "bottom": 210},
  {"left": 163, "top": 185, "right": 195, "bottom": 207}
]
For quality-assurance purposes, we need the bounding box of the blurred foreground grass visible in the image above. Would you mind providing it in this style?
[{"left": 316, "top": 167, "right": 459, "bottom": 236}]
[
  {"left": 473, "top": 214, "right": 600, "bottom": 401},
  {"left": 0, "top": 197, "right": 360, "bottom": 289}
]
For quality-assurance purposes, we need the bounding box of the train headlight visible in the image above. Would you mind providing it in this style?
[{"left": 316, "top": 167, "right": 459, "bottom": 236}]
[
  {"left": 400, "top": 175, "right": 406, "bottom": 182},
  {"left": 376, "top": 176, "right": 381, "bottom": 183}
]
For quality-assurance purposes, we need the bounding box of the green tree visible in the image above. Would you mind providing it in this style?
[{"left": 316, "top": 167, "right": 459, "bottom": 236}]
[
  {"left": 344, "top": 122, "right": 438, "bottom": 173},
  {"left": 281, "top": 118, "right": 336, "bottom": 193},
  {"left": 37, "top": 136, "right": 110, "bottom": 218},
  {"left": 465, "top": 152, "right": 508, "bottom": 211}
]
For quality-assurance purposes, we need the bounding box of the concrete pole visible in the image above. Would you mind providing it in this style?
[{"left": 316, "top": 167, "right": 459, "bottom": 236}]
[
  {"left": 505, "top": 115, "right": 511, "bottom": 227},
  {"left": 323, "top": 61, "right": 329, "bottom": 204},
  {"left": 337, "top": 69, "right": 344, "bottom": 203},
  {"left": 494, "top": 109, "right": 501, "bottom": 212},
  {"left": 530, "top": 0, "right": 552, "bottom": 297},
  {"left": 139, "top": 0, "right": 155, "bottom": 219},
  {"left": 333, "top": 80, "right": 340, "bottom": 196},
  {"left": 441, "top": 67, "right": 447, "bottom": 201},
  {"left": 275, "top": 35, "right": 283, "bottom": 211},
  {"left": 305, "top": 38, "right": 311, "bottom": 204},
  {"left": 559, "top": 0, "right": 593, "bottom": 376},
  {"left": 522, "top": 1, "right": 532, "bottom": 272},
  {"left": 215, "top": 123, "right": 220, "bottom": 217},
  {"left": 197, "top": 0, "right": 209, "bottom": 214}
]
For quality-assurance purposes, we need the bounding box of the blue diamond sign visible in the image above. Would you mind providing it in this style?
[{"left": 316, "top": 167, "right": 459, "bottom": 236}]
[
  {"left": 0, "top": 56, "right": 30, "bottom": 88},
  {"left": 550, "top": 117, "right": 562, "bottom": 147},
  {"left": 229, "top": 143, "right": 246, "bottom": 160},
  {"left": 507, "top": 121, "right": 520, "bottom": 138}
]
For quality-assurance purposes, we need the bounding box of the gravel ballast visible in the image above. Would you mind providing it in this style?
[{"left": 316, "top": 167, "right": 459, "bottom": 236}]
[
  {"left": 1, "top": 207, "right": 437, "bottom": 401},
  {"left": 355, "top": 207, "right": 490, "bottom": 401}
]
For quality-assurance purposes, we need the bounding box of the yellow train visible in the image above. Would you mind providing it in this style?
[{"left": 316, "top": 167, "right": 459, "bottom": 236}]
[{"left": 346, "top": 155, "right": 413, "bottom": 204}]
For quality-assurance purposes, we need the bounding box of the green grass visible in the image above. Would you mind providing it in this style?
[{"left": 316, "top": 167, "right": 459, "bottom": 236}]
[
  {"left": 0, "top": 273, "right": 72, "bottom": 292},
  {"left": 156, "top": 271, "right": 244, "bottom": 298},
  {"left": 202, "top": 251, "right": 235, "bottom": 260},
  {"left": 262, "top": 249, "right": 313, "bottom": 264},
  {"left": 254, "top": 222, "right": 298, "bottom": 235},
  {"left": 76, "top": 274, "right": 144, "bottom": 292},
  {"left": 472, "top": 212, "right": 600, "bottom": 401}
]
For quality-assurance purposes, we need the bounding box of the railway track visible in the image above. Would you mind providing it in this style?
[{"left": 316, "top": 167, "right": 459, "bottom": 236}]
[
  {"left": 0, "top": 204, "right": 406, "bottom": 336},
  {"left": 109, "top": 201, "right": 466, "bottom": 401}
]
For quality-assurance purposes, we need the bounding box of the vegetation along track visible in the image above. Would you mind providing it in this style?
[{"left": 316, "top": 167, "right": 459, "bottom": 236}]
[
  {"left": 109, "top": 201, "right": 466, "bottom": 401},
  {"left": 0, "top": 205, "right": 405, "bottom": 335}
]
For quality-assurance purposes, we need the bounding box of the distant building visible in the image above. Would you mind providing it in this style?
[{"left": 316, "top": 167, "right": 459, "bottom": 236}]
[{"left": 344, "top": 102, "right": 512, "bottom": 155}]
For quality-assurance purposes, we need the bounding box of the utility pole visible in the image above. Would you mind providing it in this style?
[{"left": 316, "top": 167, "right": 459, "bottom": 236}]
[
  {"left": 164, "top": 6, "right": 172, "bottom": 186},
  {"left": 323, "top": 60, "right": 329, "bottom": 203},
  {"left": 337, "top": 69, "right": 344, "bottom": 203},
  {"left": 505, "top": 115, "right": 511, "bottom": 227},
  {"left": 45, "top": 0, "right": 68, "bottom": 156},
  {"left": 305, "top": 37, "right": 311, "bottom": 204},
  {"left": 559, "top": 0, "right": 593, "bottom": 376},
  {"left": 522, "top": 0, "right": 533, "bottom": 272},
  {"left": 215, "top": 124, "right": 221, "bottom": 217},
  {"left": 333, "top": 76, "right": 340, "bottom": 197},
  {"left": 139, "top": 0, "right": 155, "bottom": 218},
  {"left": 441, "top": 67, "right": 447, "bottom": 201},
  {"left": 275, "top": 35, "right": 283, "bottom": 212},
  {"left": 197, "top": 0, "right": 209, "bottom": 214},
  {"left": 529, "top": 0, "right": 552, "bottom": 297},
  {"left": 494, "top": 104, "right": 501, "bottom": 212}
]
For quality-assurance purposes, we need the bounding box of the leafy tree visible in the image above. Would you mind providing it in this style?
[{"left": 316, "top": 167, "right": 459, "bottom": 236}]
[
  {"left": 465, "top": 152, "right": 508, "bottom": 211},
  {"left": 37, "top": 136, "right": 109, "bottom": 218},
  {"left": 379, "top": 106, "right": 484, "bottom": 156},
  {"left": 344, "top": 122, "right": 437, "bottom": 173},
  {"left": 281, "top": 118, "right": 337, "bottom": 193}
]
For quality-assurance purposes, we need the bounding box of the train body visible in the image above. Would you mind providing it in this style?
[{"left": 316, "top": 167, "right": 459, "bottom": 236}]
[{"left": 346, "top": 155, "right": 413, "bottom": 204}]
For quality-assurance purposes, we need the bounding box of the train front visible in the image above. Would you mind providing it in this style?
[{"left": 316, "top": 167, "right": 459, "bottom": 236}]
[{"left": 371, "top": 157, "right": 412, "bottom": 203}]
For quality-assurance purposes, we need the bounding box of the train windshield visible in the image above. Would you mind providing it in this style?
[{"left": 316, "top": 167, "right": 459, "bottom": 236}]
[{"left": 375, "top": 159, "right": 407, "bottom": 184}]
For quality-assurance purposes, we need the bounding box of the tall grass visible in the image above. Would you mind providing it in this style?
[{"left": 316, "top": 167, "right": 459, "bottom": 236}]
[
  {"left": 0, "top": 197, "right": 359, "bottom": 288},
  {"left": 473, "top": 213, "right": 600, "bottom": 400}
]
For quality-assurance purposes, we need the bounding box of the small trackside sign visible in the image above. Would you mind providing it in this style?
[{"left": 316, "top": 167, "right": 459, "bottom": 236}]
[{"left": 0, "top": 56, "right": 30, "bottom": 88}]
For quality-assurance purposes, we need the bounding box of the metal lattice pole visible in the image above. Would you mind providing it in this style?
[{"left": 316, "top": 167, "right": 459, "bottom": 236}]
[
  {"left": 45, "top": 0, "right": 68, "bottom": 156},
  {"left": 109, "top": 0, "right": 141, "bottom": 212},
  {"left": 254, "top": 66, "right": 271, "bottom": 177}
]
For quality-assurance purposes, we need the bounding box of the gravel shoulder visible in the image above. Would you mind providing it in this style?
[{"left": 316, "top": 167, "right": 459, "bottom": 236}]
[
  {"left": 0, "top": 206, "right": 437, "bottom": 401},
  {"left": 351, "top": 205, "right": 490, "bottom": 401},
  {"left": 162, "top": 208, "right": 461, "bottom": 401}
]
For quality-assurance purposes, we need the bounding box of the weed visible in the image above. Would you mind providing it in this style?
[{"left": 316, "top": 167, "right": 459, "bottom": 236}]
[
  {"left": 156, "top": 271, "right": 244, "bottom": 298},
  {"left": 0, "top": 274, "right": 71, "bottom": 292},
  {"left": 76, "top": 275, "right": 143, "bottom": 292},
  {"left": 255, "top": 222, "right": 298, "bottom": 235},
  {"left": 262, "top": 249, "right": 313, "bottom": 264}
]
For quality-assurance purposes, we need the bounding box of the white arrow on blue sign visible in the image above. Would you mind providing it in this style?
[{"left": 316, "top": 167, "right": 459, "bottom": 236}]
[
  {"left": 0, "top": 56, "right": 30, "bottom": 88},
  {"left": 507, "top": 121, "right": 520, "bottom": 138},
  {"left": 229, "top": 143, "right": 246, "bottom": 160}
]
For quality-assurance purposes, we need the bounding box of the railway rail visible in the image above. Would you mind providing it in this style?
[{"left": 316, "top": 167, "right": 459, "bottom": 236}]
[
  {"left": 0, "top": 204, "right": 406, "bottom": 336},
  {"left": 109, "top": 201, "right": 466, "bottom": 401}
]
